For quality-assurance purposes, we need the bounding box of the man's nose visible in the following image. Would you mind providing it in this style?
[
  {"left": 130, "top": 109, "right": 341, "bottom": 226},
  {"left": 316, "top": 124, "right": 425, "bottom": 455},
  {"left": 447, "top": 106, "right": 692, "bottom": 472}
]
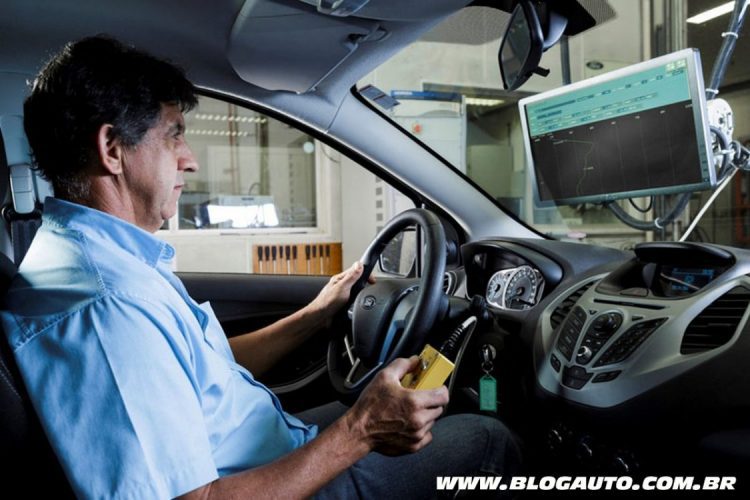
[{"left": 179, "top": 143, "right": 200, "bottom": 173}]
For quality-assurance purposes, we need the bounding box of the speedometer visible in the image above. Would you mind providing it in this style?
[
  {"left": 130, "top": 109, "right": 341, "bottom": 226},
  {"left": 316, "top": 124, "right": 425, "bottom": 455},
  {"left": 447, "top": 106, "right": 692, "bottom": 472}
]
[
  {"left": 504, "top": 265, "right": 540, "bottom": 310},
  {"left": 485, "top": 266, "right": 545, "bottom": 310}
]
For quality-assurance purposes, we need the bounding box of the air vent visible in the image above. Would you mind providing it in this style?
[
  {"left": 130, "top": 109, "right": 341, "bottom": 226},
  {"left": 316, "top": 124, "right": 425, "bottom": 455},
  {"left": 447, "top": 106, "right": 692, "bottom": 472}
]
[
  {"left": 550, "top": 282, "right": 594, "bottom": 330},
  {"left": 681, "top": 286, "right": 750, "bottom": 354},
  {"left": 443, "top": 271, "right": 456, "bottom": 295}
]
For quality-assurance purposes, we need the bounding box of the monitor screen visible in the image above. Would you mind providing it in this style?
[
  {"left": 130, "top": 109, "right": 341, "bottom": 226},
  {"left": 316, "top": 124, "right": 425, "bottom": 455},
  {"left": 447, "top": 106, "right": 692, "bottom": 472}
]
[{"left": 519, "top": 49, "right": 714, "bottom": 206}]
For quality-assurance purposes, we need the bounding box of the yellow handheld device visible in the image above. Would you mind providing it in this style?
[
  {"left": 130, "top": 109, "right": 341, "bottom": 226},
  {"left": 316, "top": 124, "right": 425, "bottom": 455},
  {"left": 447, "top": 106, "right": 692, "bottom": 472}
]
[{"left": 400, "top": 344, "right": 454, "bottom": 390}]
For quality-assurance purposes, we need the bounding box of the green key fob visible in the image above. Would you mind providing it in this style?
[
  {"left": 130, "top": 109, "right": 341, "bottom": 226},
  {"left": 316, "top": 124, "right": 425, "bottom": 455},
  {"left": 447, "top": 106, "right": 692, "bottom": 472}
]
[{"left": 479, "top": 374, "right": 497, "bottom": 412}]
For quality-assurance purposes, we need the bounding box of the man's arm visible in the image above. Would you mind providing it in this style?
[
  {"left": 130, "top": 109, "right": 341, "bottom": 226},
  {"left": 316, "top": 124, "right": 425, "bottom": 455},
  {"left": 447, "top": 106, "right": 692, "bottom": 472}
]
[
  {"left": 229, "top": 261, "right": 364, "bottom": 376},
  {"left": 178, "top": 357, "right": 448, "bottom": 500}
]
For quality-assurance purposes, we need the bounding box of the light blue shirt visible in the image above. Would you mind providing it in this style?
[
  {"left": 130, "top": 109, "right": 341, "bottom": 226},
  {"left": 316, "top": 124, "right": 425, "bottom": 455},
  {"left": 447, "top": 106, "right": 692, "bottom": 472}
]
[{"left": 0, "top": 197, "right": 317, "bottom": 499}]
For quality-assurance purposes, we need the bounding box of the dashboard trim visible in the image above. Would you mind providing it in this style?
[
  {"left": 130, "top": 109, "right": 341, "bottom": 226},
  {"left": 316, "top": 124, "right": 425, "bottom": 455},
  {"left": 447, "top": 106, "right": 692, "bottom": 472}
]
[{"left": 536, "top": 275, "right": 750, "bottom": 408}]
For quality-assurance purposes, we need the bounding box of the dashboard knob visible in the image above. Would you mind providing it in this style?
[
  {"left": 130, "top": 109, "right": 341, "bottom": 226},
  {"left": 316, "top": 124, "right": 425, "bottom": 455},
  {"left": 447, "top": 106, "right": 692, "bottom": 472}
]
[
  {"left": 611, "top": 453, "right": 638, "bottom": 474},
  {"left": 576, "top": 436, "right": 594, "bottom": 463},
  {"left": 593, "top": 312, "right": 622, "bottom": 334},
  {"left": 547, "top": 427, "right": 564, "bottom": 453},
  {"left": 576, "top": 345, "right": 593, "bottom": 364}
]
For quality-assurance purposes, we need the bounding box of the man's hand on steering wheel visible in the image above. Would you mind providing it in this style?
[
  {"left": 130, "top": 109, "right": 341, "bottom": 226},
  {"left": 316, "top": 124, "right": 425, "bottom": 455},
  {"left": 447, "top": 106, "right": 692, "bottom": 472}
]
[{"left": 309, "top": 261, "right": 374, "bottom": 329}]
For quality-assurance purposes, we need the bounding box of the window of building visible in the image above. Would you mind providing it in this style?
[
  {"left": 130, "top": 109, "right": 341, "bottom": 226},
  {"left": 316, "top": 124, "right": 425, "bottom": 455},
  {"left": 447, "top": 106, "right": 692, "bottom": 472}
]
[{"left": 158, "top": 95, "right": 415, "bottom": 274}]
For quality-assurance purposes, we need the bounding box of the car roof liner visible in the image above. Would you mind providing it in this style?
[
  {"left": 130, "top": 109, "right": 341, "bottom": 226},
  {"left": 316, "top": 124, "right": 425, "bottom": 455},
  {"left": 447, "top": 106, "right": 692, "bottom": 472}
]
[
  {"left": 227, "top": 0, "right": 473, "bottom": 94},
  {"left": 227, "top": 0, "right": 609, "bottom": 96}
]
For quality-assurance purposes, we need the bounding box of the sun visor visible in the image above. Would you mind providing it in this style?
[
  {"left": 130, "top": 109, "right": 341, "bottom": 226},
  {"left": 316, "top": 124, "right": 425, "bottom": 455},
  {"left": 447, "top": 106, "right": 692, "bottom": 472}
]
[{"left": 228, "top": 0, "right": 386, "bottom": 93}]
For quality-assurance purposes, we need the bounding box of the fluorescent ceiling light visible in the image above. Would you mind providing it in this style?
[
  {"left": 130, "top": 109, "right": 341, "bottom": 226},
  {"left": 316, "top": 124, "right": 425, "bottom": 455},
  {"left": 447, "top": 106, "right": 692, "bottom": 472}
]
[
  {"left": 465, "top": 97, "right": 505, "bottom": 107},
  {"left": 185, "top": 129, "right": 251, "bottom": 137},
  {"left": 192, "top": 113, "right": 267, "bottom": 123},
  {"left": 687, "top": 1, "right": 735, "bottom": 24}
]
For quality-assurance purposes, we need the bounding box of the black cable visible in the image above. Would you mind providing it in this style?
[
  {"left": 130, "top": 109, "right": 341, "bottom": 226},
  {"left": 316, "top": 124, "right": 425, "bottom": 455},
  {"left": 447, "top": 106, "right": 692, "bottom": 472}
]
[
  {"left": 605, "top": 192, "right": 692, "bottom": 232},
  {"left": 605, "top": 1, "right": 748, "bottom": 232},
  {"left": 712, "top": 125, "right": 734, "bottom": 182},
  {"left": 706, "top": 0, "right": 749, "bottom": 99},
  {"left": 628, "top": 197, "right": 653, "bottom": 213},
  {"left": 733, "top": 140, "right": 750, "bottom": 171}
]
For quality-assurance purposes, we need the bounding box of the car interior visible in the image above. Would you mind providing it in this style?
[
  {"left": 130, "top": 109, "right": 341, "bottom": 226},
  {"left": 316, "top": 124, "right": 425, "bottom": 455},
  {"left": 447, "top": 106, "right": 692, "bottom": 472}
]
[{"left": 2, "top": 0, "right": 750, "bottom": 496}]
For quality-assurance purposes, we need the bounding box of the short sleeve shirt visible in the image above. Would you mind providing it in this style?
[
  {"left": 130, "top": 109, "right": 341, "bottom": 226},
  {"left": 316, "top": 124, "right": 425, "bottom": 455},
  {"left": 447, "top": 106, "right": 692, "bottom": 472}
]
[{"left": 0, "top": 198, "right": 317, "bottom": 499}]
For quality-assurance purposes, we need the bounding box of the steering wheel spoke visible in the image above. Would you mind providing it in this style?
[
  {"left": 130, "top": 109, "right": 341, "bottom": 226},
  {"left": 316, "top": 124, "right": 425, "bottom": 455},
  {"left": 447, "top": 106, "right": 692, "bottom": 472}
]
[
  {"left": 343, "top": 332, "right": 356, "bottom": 366},
  {"left": 344, "top": 357, "right": 361, "bottom": 385},
  {"left": 344, "top": 358, "right": 385, "bottom": 389}
]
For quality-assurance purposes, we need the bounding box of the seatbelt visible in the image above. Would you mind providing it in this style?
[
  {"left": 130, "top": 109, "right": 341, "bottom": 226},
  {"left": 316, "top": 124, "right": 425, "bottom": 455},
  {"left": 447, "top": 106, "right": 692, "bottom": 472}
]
[
  {"left": 0, "top": 115, "right": 42, "bottom": 265},
  {"left": 2, "top": 205, "right": 42, "bottom": 266}
]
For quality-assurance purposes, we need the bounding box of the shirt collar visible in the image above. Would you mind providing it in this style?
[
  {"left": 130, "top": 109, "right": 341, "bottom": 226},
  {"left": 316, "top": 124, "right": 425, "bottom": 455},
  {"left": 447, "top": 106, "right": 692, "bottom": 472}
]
[{"left": 42, "top": 197, "right": 175, "bottom": 268}]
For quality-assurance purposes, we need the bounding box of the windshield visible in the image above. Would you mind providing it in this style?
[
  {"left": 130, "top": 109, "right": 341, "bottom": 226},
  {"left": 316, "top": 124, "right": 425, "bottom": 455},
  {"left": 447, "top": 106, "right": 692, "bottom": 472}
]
[{"left": 358, "top": 1, "right": 750, "bottom": 251}]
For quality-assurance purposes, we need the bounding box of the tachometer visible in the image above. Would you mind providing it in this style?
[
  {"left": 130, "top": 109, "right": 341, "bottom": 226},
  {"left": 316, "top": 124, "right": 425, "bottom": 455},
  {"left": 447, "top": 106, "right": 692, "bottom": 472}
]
[{"left": 486, "top": 272, "right": 507, "bottom": 307}]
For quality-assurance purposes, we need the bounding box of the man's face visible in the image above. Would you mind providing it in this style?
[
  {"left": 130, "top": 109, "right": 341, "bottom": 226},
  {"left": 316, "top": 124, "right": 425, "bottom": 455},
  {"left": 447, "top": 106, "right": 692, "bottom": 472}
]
[{"left": 121, "top": 103, "right": 198, "bottom": 232}]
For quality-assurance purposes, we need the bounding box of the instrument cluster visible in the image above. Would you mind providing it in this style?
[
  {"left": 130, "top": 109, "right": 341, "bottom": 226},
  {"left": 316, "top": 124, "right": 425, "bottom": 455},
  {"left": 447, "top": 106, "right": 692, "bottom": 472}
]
[{"left": 485, "top": 265, "right": 545, "bottom": 310}]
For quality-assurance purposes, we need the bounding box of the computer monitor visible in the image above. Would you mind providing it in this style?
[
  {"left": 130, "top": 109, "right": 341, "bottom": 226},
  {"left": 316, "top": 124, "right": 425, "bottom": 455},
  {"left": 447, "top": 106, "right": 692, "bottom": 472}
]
[{"left": 519, "top": 49, "right": 714, "bottom": 206}]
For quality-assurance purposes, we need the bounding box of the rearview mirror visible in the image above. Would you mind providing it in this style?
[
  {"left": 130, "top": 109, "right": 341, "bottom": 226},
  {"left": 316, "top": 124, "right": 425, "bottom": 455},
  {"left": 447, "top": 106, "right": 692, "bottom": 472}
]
[
  {"left": 499, "top": 1, "right": 542, "bottom": 91},
  {"left": 498, "top": 0, "right": 568, "bottom": 90}
]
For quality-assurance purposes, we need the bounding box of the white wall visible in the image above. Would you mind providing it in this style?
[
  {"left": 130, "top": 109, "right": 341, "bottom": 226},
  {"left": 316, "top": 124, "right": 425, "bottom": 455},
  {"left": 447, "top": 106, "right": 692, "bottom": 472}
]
[{"left": 160, "top": 139, "right": 343, "bottom": 273}]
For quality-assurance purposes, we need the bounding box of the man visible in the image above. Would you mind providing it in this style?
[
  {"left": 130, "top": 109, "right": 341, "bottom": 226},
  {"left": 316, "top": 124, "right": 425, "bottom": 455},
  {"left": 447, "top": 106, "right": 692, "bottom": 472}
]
[{"left": 1, "top": 36, "right": 519, "bottom": 498}]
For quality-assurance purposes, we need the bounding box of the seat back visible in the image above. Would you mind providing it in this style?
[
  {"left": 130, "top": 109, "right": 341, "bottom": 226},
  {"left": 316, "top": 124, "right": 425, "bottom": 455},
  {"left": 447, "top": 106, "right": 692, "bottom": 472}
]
[{"left": 0, "top": 253, "right": 74, "bottom": 496}]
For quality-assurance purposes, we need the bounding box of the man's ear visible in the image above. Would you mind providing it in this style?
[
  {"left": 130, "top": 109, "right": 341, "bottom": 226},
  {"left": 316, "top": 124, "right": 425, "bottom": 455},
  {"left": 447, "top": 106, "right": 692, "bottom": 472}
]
[{"left": 95, "top": 124, "right": 124, "bottom": 175}]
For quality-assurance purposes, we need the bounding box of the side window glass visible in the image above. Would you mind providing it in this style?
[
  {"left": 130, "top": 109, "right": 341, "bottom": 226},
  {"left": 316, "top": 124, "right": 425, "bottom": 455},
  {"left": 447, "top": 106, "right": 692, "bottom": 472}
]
[
  {"left": 179, "top": 98, "right": 316, "bottom": 230},
  {"left": 158, "top": 95, "right": 415, "bottom": 274}
]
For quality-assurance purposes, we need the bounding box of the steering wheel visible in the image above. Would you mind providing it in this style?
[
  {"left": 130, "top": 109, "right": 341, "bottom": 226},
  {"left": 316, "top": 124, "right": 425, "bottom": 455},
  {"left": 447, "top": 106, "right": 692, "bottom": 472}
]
[{"left": 328, "top": 208, "right": 447, "bottom": 398}]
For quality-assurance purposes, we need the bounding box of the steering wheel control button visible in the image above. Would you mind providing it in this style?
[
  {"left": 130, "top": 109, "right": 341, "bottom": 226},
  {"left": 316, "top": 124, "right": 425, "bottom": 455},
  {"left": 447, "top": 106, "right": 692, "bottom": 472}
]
[
  {"left": 592, "top": 370, "right": 621, "bottom": 383},
  {"left": 562, "top": 365, "right": 592, "bottom": 389},
  {"left": 594, "top": 318, "right": 666, "bottom": 367},
  {"left": 550, "top": 353, "right": 561, "bottom": 372},
  {"left": 556, "top": 306, "right": 586, "bottom": 360},
  {"left": 576, "top": 345, "right": 593, "bottom": 364}
]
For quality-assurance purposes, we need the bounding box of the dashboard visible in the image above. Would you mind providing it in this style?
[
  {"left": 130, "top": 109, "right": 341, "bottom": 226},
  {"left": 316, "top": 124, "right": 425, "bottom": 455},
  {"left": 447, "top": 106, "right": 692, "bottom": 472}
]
[
  {"left": 462, "top": 240, "right": 566, "bottom": 311},
  {"left": 459, "top": 239, "right": 750, "bottom": 414}
]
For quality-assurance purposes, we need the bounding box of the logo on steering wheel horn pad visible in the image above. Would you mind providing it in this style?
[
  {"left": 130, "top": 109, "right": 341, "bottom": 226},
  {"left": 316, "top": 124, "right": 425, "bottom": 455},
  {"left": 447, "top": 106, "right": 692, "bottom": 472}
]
[{"left": 362, "top": 295, "right": 377, "bottom": 310}]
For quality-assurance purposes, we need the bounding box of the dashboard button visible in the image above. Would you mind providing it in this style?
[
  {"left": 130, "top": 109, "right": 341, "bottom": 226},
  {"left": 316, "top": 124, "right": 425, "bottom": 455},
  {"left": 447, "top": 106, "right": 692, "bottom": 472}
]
[
  {"left": 594, "top": 318, "right": 666, "bottom": 367},
  {"left": 550, "top": 354, "right": 561, "bottom": 372},
  {"left": 556, "top": 309, "right": 587, "bottom": 361},
  {"left": 558, "top": 343, "right": 573, "bottom": 360},
  {"left": 562, "top": 365, "right": 593, "bottom": 389},
  {"left": 592, "top": 370, "right": 621, "bottom": 382},
  {"left": 566, "top": 366, "right": 588, "bottom": 378}
]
